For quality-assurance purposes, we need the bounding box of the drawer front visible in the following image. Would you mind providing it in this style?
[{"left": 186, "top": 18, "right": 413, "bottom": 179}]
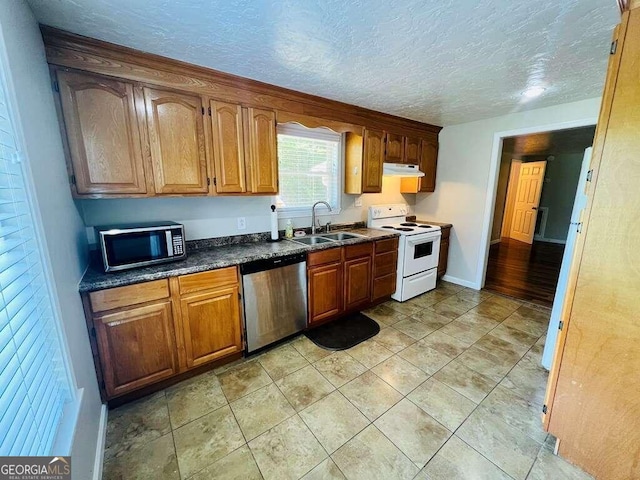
[
  {"left": 90, "top": 279, "right": 169, "bottom": 313},
  {"left": 374, "top": 237, "right": 399, "bottom": 254},
  {"left": 308, "top": 247, "right": 342, "bottom": 267},
  {"left": 372, "top": 273, "right": 397, "bottom": 301},
  {"left": 178, "top": 266, "right": 238, "bottom": 295},
  {"left": 374, "top": 251, "right": 398, "bottom": 278},
  {"left": 344, "top": 242, "right": 373, "bottom": 260}
]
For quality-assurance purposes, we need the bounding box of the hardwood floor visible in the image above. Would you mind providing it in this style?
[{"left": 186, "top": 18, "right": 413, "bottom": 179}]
[{"left": 484, "top": 238, "right": 565, "bottom": 307}]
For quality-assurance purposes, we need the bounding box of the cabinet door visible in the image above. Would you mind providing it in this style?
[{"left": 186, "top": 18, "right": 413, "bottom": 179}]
[
  {"left": 94, "top": 301, "right": 177, "bottom": 398},
  {"left": 144, "top": 88, "right": 209, "bottom": 194},
  {"left": 372, "top": 274, "right": 397, "bottom": 301},
  {"left": 245, "top": 107, "right": 278, "bottom": 194},
  {"left": 405, "top": 136, "right": 421, "bottom": 165},
  {"left": 57, "top": 70, "right": 147, "bottom": 195},
  {"left": 210, "top": 101, "right": 246, "bottom": 193},
  {"left": 308, "top": 262, "right": 343, "bottom": 325},
  {"left": 419, "top": 139, "right": 438, "bottom": 192},
  {"left": 362, "top": 128, "right": 385, "bottom": 193},
  {"left": 385, "top": 133, "right": 405, "bottom": 163},
  {"left": 438, "top": 237, "right": 449, "bottom": 278},
  {"left": 180, "top": 286, "right": 242, "bottom": 368},
  {"left": 344, "top": 256, "right": 372, "bottom": 311}
]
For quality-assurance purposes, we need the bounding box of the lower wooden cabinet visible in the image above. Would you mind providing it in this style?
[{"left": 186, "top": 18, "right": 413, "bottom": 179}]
[
  {"left": 438, "top": 226, "right": 451, "bottom": 278},
  {"left": 372, "top": 238, "right": 398, "bottom": 302},
  {"left": 179, "top": 285, "right": 242, "bottom": 368},
  {"left": 308, "top": 259, "right": 344, "bottom": 325},
  {"left": 84, "top": 267, "right": 243, "bottom": 401},
  {"left": 307, "top": 239, "right": 397, "bottom": 325},
  {"left": 93, "top": 301, "right": 178, "bottom": 398}
]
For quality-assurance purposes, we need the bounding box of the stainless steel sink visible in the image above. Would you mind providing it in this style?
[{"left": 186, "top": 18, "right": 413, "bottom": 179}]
[
  {"left": 318, "top": 232, "right": 365, "bottom": 241},
  {"left": 289, "top": 236, "right": 335, "bottom": 246}
]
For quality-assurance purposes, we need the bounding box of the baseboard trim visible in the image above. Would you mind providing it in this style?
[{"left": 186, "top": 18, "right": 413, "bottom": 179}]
[
  {"left": 490, "top": 239, "right": 501, "bottom": 245},
  {"left": 442, "top": 274, "right": 480, "bottom": 290},
  {"left": 93, "top": 404, "right": 108, "bottom": 480}
]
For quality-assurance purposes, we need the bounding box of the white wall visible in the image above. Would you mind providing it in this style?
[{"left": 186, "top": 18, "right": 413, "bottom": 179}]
[
  {"left": 0, "top": 1, "right": 104, "bottom": 478},
  {"left": 415, "top": 98, "right": 601, "bottom": 289},
  {"left": 81, "top": 176, "right": 415, "bottom": 244}
]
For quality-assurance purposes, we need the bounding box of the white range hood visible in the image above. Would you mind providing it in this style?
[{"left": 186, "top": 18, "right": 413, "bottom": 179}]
[{"left": 383, "top": 163, "right": 425, "bottom": 177}]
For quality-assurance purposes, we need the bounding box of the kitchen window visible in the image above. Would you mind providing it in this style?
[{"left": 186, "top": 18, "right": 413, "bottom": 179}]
[
  {"left": 0, "top": 64, "right": 74, "bottom": 454},
  {"left": 276, "top": 123, "right": 342, "bottom": 217}
]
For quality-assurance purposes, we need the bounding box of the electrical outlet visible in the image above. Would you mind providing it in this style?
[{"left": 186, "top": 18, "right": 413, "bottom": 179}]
[
  {"left": 354, "top": 197, "right": 363, "bottom": 207},
  {"left": 237, "top": 217, "right": 246, "bottom": 230}
]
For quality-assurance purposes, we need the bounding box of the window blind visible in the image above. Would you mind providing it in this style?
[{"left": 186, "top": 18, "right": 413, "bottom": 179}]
[
  {"left": 0, "top": 72, "right": 71, "bottom": 455},
  {"left": 276, "top": 123, "right": 341, "bottom": 213}
]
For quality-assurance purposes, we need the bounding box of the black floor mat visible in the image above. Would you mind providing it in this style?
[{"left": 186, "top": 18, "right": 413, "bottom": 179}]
[{"left": 305, "top": 312, "right": 380, "bottom": 351}]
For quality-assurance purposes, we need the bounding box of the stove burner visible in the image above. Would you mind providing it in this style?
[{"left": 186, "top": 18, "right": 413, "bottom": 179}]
[
  {"left": 418, "top": 225, "right": 433, "bottom": 229},
  {"left": 396, "top": 227, "right": 414, "bottom": 232},
  {"left": 400, "top": 222, "right": 418, "bottom": 226},
  {"left": 381, "top": 225, "right": 395, "bottom": 229}
]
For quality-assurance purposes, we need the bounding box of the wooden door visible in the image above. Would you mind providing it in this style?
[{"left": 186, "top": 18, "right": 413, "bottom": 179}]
[
  {"left": 362, "top": 128, "right": 385, "bottom": 193},
  {"left": 308, "top": 262, "right": 343, "bottom": 324},
  {"left": 385, "top": 133, "right": 405, "bottom": 163},
  {"left": 210, "top": 101, "right": 246, "bottom": 193},
  {"left": 419, "top": 139, "right": 438, "bottom": 192},
  {"left": 405, "top": 136, "right": 421, "bottom": 165},
  {"left": 544, "top": 10, "right": 640, "bottom": 479},
  {"left": 57, "top": 70, "right": 147, "bottom": 195},
  {"left": 344, "top": 256, "right": 372, "bottom": 311},
  {"left": 245, "top": 107, "right": 278, "bottom": 193},
  {"left": 509, "top": 161, "right": 546, "bottom": 244},
  {"left": 94, "top": 301, "right": 177, "bottom": 397},
  {"left": 144, "top": 88, "right": 209, "bottom": 194},
  {"left": 180, "top": 286, "right": 242, "bottom": 368}
]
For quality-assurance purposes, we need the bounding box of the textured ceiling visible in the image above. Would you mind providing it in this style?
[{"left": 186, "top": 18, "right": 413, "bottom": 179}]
[
  {"left": 503, "top": 126, "right": 597, "bottom": 158},
  {"left": 27, "top": 0, "right": 619, "bottom": 126}
]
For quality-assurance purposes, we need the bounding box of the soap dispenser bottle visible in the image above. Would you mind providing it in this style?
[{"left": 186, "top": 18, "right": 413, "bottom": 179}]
[{"left": 285, "top": 220, "right": 294, "bottom": 239}]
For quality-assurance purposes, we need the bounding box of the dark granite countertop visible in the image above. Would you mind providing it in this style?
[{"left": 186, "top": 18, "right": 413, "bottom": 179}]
[
  {"left": 79, "top": 228, "right": 398, "bottom": 293},
  {"left": 406, "top": 215, "right": 453, "bottom": 229}
]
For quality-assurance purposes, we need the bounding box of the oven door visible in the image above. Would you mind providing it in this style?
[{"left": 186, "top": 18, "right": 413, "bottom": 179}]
[
  {"left": 402, "top": 232, "right": 441, "bottom": 277},
  {"left": 101, "top": 229, "right": 173, "bottom": 271}
]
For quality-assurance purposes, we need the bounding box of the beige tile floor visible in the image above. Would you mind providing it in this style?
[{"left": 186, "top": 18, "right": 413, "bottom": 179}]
[{"left": 102, "top": 282, "right": 594, "bottom": 480}]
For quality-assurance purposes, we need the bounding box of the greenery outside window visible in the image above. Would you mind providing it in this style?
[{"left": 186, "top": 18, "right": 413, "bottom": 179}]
[{"left": 276, "top": 123, "right": 342, "bottom": 218}]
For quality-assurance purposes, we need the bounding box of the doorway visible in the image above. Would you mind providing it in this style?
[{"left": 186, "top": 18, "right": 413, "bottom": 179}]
[{"left": 484, "top": 126, "right": 596, "bottom": 306}]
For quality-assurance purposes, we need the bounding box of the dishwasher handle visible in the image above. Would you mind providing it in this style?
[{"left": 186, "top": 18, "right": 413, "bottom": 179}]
[{"left": 240, "top": 253, "right": 306, "bottom": 275}]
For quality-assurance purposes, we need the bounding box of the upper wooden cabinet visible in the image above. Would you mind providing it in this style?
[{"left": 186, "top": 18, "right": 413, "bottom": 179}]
[
  {"left": 345, "top": 128, "right": 385, "bottom": 194},
  {"left": 47, "top": 30, "right": 441, "bottom": 199},
  {"left": 363, "top": 129, "right": 386, "bottom": 192},
  {"left": 400, "top": 137, "right": 439, "bottom": 193},
  {"left": 385, "top": 133, "right": 405, "bottom": 163},
  {"left": 244, "top": 108, "right": 278, "bottom": 194},
  {"left": 405, "top": 136, "right": 421, "bottom": 165},
  {"left": 56, "top": 70, "right": 148, "bottom": 195},
  {"left": 210, "top": 101, "right": 246, "bottom": 193},
  {"left": 419, "top": 139, "right": 438, "bottom": 192},
  {"left": 144, "top": 88, "right": 210, "bottom": 194}
]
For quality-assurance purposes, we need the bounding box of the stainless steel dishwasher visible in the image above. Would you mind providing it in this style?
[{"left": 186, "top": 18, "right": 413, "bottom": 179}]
[{"left": 240, "top": 253, "right": 307, "bottom": 353}]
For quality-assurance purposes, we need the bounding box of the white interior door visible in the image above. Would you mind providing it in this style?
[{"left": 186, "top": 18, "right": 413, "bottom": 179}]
[
  {"left": 509, "top": 160, "right": 547, "bottom": 244},
  {"left": 542, "top": 147, "right": 592, "bottom": 369}
]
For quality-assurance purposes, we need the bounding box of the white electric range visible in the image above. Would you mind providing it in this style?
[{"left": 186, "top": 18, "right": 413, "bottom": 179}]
[{"left": 368, "top": 204, "right": 441, "bottom": 302}]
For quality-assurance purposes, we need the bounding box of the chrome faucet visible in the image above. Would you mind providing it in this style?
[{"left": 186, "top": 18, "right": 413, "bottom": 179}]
[{"left": 311, "top": 201, "right": 332, "bottom": 234}]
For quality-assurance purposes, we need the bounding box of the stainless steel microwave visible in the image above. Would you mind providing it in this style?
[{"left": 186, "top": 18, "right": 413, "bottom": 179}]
[{"left": 96, "top": 221, "right": 186, "bottom": 272}]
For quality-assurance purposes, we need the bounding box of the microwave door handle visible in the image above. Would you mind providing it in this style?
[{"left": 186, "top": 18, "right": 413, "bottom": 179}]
[{"left": 165, "top": 231, "right": 174, "bottom": 257}]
